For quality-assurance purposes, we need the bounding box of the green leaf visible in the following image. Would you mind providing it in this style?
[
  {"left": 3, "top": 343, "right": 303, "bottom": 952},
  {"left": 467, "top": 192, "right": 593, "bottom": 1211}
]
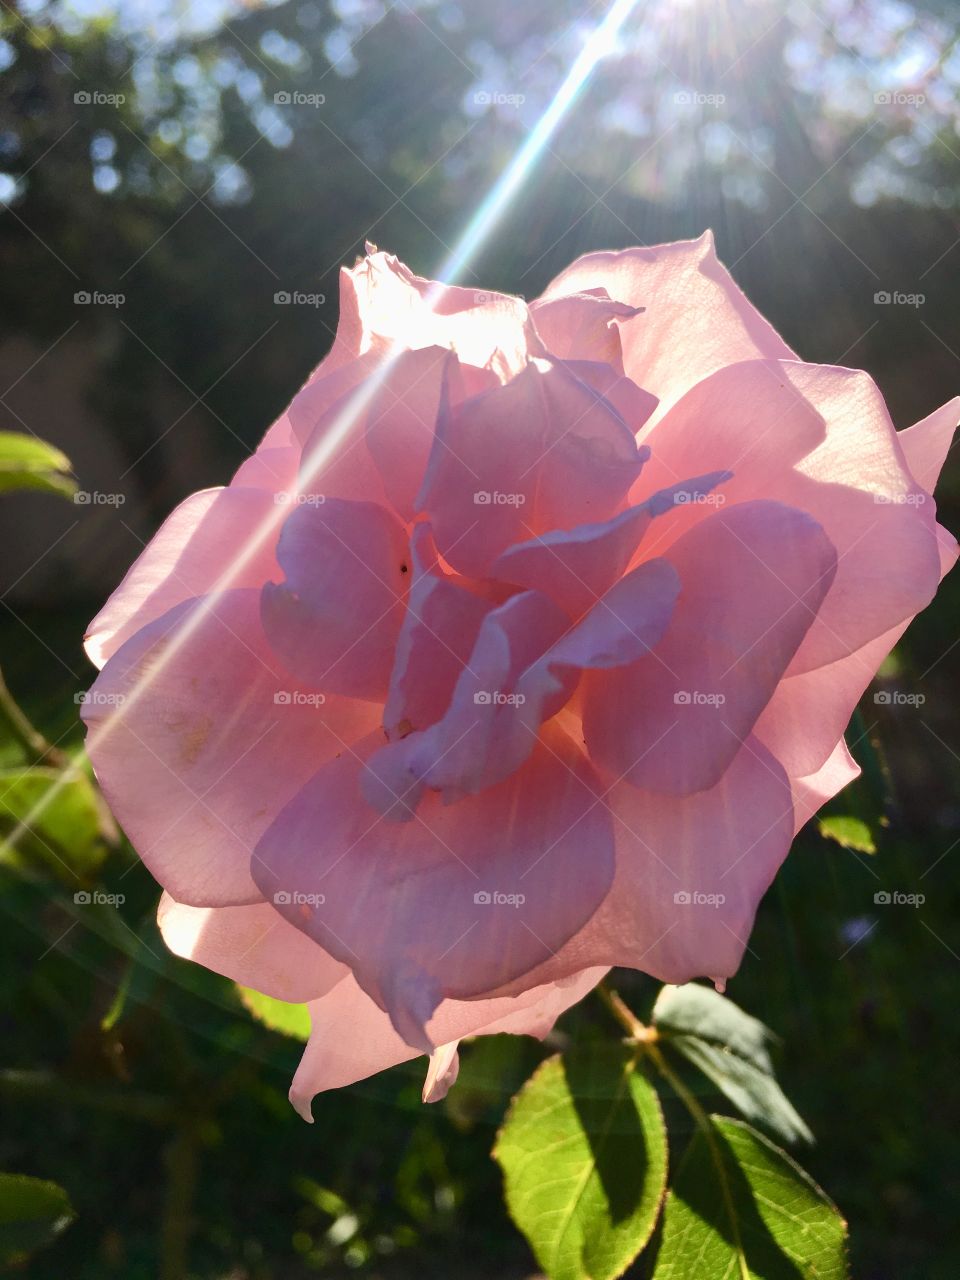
[
  {"left": 652, "top": 1117, "right": 848, "bottom": 1279},
  {"left": 0, "top": 432, "right": 75, "bottom": 498},
  {"left": 665, "top": 1034, "right": 812, "bottom": 1146},
  {"left": 493, "top": 1044, "right": 668, "bottom": 1280},
  {"left": 817, "top": 814, "right": 877, "bottom": 854},
  {"left": 237, "top": 986, "right": 311, "bottom": 1040},
  {"left": 0, "top": 1172, "right": 75, "bottom": 1266},
  {"left": 653, "top": 984, "right": 811, "bottom": 1146},
  {"left": 0, "top": 765, "right": 110, "bottom": 881},
  {"left": 653, "top": 983, "right": 776, "bottom": 1072}
]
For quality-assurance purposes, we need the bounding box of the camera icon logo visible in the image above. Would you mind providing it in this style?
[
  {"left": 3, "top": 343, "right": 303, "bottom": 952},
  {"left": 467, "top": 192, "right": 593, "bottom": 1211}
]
[
  {"left": 74, "top": 890, "right": 92, "bottom": 904},
  {"left": 474, "top": 491, "right": 492, "bottom": 505},
  {"left": 74, "top": 91, "right": 91, "bottom": 105},
  {"left": 74, "top": 291, "right": 91, "bottom": 304},
  {"left": 874, "top": 891, "right": 891, "bottom": 905},
  {"left": 274, "top": 691, "right": 292, "bottom": 705},
  {"left": 473, "top": 691, "right": 492, "bottom": 705},
  {"left": 874, "top": 290, "right": 891, "bottom": 304},
  {"left": 274, "top": 291, "right": 291, "bottom": 304},
  {"left": 673, "top": 890, "right": 692, "bottom": 905},
  {"left": 873, "top": 690, "right": 892, "bottom": 705},
  {"left": 274, "top": 91, "right": 291, "bottom": 105},
  {"left": 673, "top": 690, "right": 692, "bottom": 705},
  {"left": 474, "top": 890, "right": 492, "bottom": 905},
  {"left": 273, "top": 890, "right": 292, "bottom": 904}
]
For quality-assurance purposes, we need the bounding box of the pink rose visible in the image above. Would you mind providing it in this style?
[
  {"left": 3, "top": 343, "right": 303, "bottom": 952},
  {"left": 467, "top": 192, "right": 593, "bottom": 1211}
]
[{"left": 82, "top": 236, "right": 957, "bottom": 1117}]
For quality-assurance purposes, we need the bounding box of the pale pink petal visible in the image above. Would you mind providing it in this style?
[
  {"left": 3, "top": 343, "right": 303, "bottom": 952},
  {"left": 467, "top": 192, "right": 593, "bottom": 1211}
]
[
  {"left": 364, "top": 346, "right": 497, "bottom": 522},
  {"left": 157, "top": 892, "right": 347, "bottom": 1002},
  {"left": 583, "top": 500, "right": 837, "bottom": 795},
  {"left": 292, "top": 355, "right": 391, "bottom": 504},
  {"left": 288, "top": 966, "right": 606, "bottom": 1119},
  {"left": 364, "top": 588, "right": 574, "bottom": 815},
  {"left": 636, "top": 360, "right": 943, "bottom": 673},
  {"left": 253, "top": 722, "right": 614, "bottom": 1048},
  {"left": 559, "top": 358, "right": 658, "bottom": 431},
  {"left": 419, "top": 359, "right": 647, "bottom": 579},
  {"left": 529, "top": 289, "right": 640, "bottom": 365},
  {"left": 754, "top": 489, "right": 958, "bottom": 779},
  {"left": 503, "top": 737, "right": 796, "bottom": 989},
  {"left": 84, "top": 487, "right": 283, "bottom": 671},
  {"left": 422, "top": 1042, "right": 460, "bottom": 1103},
  {"left": 539, "top": 231, "right": 795, "bottom": 414},
  {"left": 489, "top": 472, "right": 729, "bottom": 618},
  {"left": 230, "top": 445, "right": 300, "bottom": 494},
  {"left": 789, "top": 741, "right": 861, "bottom": 835},
  {"left": 753, "top": 624, "right": 904, "bottom": 778},
  {"left": 382, "top": 523, "right": 496, "bottom": 741},
  {"left": 82, "top": 589, "right": 380, "bottom": 906},
  {"left": 897, "top": 395, "right": 959, "bottom": 494},
  {"left": 367, "top": 560, "right": 678, "bottom": 816},
  {"left": 260, "top": 498, "right": 409, "bottom": 700},
  {"left": 343, "top": 247, "right": 543, "bottom": 380}
]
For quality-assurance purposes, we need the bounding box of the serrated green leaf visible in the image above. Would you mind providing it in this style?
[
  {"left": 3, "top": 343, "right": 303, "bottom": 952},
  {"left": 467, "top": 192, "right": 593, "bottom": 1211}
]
[
  {"left": 653, "top": 983, "right": 775, "bottom": 1072},
  {"left": 0, "top": 765, "right": 109, "bottom": 881},
  {"left": 493, "top": 1044, "right": 668, "bottom": 1280},
  {"left": 652, "top": 1117, "right": 847, "bottom": 1280},
  {"left": 666, "top": 1034, "right": 812, "bottom": 1146},
  {"left": 0, "top": 1172, "right": 75, "bottom": 1265},
  {"left": 237, "top": 986, "right": 311, "bottom": 1040},
  {"left": 817, "top": 814, "right": 877, "bottom": 854},
  {"left": 0, "top": 432, "right": 76, "bottom": 498}
]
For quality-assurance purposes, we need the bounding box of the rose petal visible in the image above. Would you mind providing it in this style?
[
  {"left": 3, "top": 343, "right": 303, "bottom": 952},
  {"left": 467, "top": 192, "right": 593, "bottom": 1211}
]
[
  {"left": 636, "top": 360, "right": 943, "bottom": 673},
  {"left": 583, "top": 500, "right": 837, "bottom": 794},
  {"left": 288, "top": 966, "right": 606, "bottom": 1119},
  {"left": 898, "top": 396, "right": 959, "bottom": 494},
  {"left": 490, "top": 472, "right": 729, "bottom": 618},
  {"left": 789, "top": 740, "right": 861, "bottom": 834},
  {"left": 419, "top": 359, "right": 648, "bottom": 578},
  {"left": 496, "top": 736, "right": 796, "bottom": 990},
  {"left": 260, "top": 498, "right": 409, "bottom": 700},
  {"left": 231, "top": 446, "right": 300, "bottom": 494},
  {"left": 343, "top": 247, "right": 543, "bottom": 380},
  {"left": 82, "top": 589, "right": 379, "bottom": 906},
  {"left": 365, "top": 588, "right": 574, "bottom": 815},
  {"left": 157, "top": 891, "right": 346, "bottom": 1002},
  {"left": 383, "top": 523, "right": 496, "bottom": 741},
  {"left": 558, "top": 358, "right": 659, "bottom": 431},
  {"left": 368, "top": 558, "right": 679, "bottom": 816},
  {"left": 529, "top": 289, "right": 641, "bottom": 365},
  {"left": 422, "top": 1042, "right": 460, "bottom": 1103},
  {"left": 253, "top": 722, "right": 614, "bottom": 1048},
  {"left": 539, "top": 231, "right": 795, "bottom": 415},
  {"left": 84, "top": 487, "right": 283, "bottom": 670}
]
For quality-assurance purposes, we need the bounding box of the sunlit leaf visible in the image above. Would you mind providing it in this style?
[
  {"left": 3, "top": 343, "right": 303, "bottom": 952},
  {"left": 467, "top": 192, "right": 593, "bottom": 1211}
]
[
  {"left": 818, "top": 814, "right": 877, "bottom": 854},
  {"left": 0, "top": 765, "right": 109, "bottom": 881},
  {"left": 651, "top": 1117, "right": 847, "bottom": 1279},
  {"left": 237, "top": 985, "right": 311, "bottom": 1040},
  {"left": 0, "top": 1172, "right": 75, "bottom": 1266},
  {"left": 0, "top": 432, "right": 75, "bottom": 498},
  {"left": 493, "top": 1044, "right": 667, "bottom": 1280}
]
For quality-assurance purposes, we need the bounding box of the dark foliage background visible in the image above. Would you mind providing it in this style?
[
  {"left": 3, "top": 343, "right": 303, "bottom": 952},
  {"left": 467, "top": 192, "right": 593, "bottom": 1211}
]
[{"left": 1, "top": 0, "right": 959, "bottom": 1276}]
